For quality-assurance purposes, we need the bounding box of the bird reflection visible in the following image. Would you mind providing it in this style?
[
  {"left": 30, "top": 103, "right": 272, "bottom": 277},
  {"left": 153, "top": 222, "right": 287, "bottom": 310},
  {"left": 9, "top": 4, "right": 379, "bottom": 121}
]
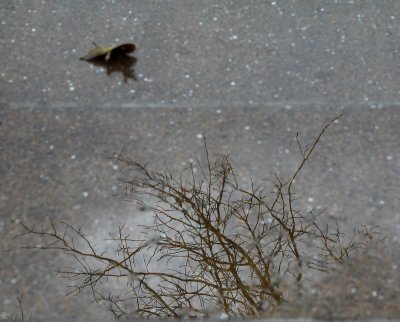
[{"left": 87, "top": 53, "right": 137, "bottom": 83}]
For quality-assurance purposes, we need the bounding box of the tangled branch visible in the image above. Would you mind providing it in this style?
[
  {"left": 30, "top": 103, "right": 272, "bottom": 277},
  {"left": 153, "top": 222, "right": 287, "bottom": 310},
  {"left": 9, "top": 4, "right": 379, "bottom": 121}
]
[{"left": 16, "top": 114, "right": 378, "bottom": 318}]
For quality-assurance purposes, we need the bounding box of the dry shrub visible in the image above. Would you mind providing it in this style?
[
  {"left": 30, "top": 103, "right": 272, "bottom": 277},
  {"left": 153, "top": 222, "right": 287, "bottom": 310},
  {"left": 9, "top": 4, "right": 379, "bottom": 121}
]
[{"left": 16, "top": 115, "right": 377, "bottom": 318}]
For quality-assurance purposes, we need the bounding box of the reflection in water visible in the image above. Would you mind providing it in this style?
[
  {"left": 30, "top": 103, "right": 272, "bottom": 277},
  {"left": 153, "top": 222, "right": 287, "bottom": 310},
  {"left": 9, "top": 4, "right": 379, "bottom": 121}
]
[
  {"left": 80, "top": 43, "right": 137, "bottom": 83},
  {"left": 87, "top": 54, "right": 137, "bottom": 83}
]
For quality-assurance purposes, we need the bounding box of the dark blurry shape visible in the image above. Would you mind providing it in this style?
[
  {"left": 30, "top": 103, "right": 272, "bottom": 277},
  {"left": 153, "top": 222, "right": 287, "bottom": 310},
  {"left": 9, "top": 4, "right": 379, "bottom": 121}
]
[
  {"left": 80, "top": 42, "right": 137, "bottom": 83},
  {"left": 88, "top": 54, "right": 137, "bottom": 83}
]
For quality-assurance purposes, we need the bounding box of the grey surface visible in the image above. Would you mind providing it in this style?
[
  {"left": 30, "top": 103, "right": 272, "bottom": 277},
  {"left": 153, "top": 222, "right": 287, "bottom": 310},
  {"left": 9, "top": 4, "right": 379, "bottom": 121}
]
[
  {"left": 1, "top": 0, "right": 400, "bottom": 320},
  {"left": 2, "top": 320, "right": 400, "bottom": 322},
  {"left": 2, "top": 107, "right": 399, "bottom": 320},
  {"left": 1, "top": 0, "right": 400, "bottom": 108}
]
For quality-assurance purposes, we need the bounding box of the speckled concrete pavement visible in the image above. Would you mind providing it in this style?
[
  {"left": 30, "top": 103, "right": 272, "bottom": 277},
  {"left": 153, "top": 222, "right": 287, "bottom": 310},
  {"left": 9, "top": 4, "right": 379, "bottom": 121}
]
[{"left": 1, "top": 1, "right": 400, "bottom": 321}]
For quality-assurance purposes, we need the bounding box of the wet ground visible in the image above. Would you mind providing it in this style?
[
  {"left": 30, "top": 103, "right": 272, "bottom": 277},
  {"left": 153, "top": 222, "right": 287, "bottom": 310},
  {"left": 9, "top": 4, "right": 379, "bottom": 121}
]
[{"left": 1, "top": 1, "right": 400, "bottom": 321}]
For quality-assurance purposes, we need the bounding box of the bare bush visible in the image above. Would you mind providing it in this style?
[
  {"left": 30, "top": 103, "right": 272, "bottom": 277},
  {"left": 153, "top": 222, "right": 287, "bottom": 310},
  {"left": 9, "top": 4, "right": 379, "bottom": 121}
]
[{"left": 16, "top": 115, "right": 377, "bottom": 318}]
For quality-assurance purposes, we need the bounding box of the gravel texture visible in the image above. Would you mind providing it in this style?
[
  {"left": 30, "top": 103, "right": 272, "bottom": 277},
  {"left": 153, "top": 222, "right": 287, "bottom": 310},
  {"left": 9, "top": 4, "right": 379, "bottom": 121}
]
[{"left": 1, "top": 1, "right": 399, "bottom": 320}]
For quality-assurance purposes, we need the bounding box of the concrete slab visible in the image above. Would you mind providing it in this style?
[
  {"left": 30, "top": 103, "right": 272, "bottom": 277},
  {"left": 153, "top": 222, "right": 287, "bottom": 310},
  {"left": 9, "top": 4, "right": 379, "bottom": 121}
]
[
  {"left": 1, "top": 106, "right": 399, "bottom": 320},
  {"left": 1, "top": 1, "right": 400, "bottom": 108},
  {"left": 0, "top": 0, "right": 399, "bottom": 320}
]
